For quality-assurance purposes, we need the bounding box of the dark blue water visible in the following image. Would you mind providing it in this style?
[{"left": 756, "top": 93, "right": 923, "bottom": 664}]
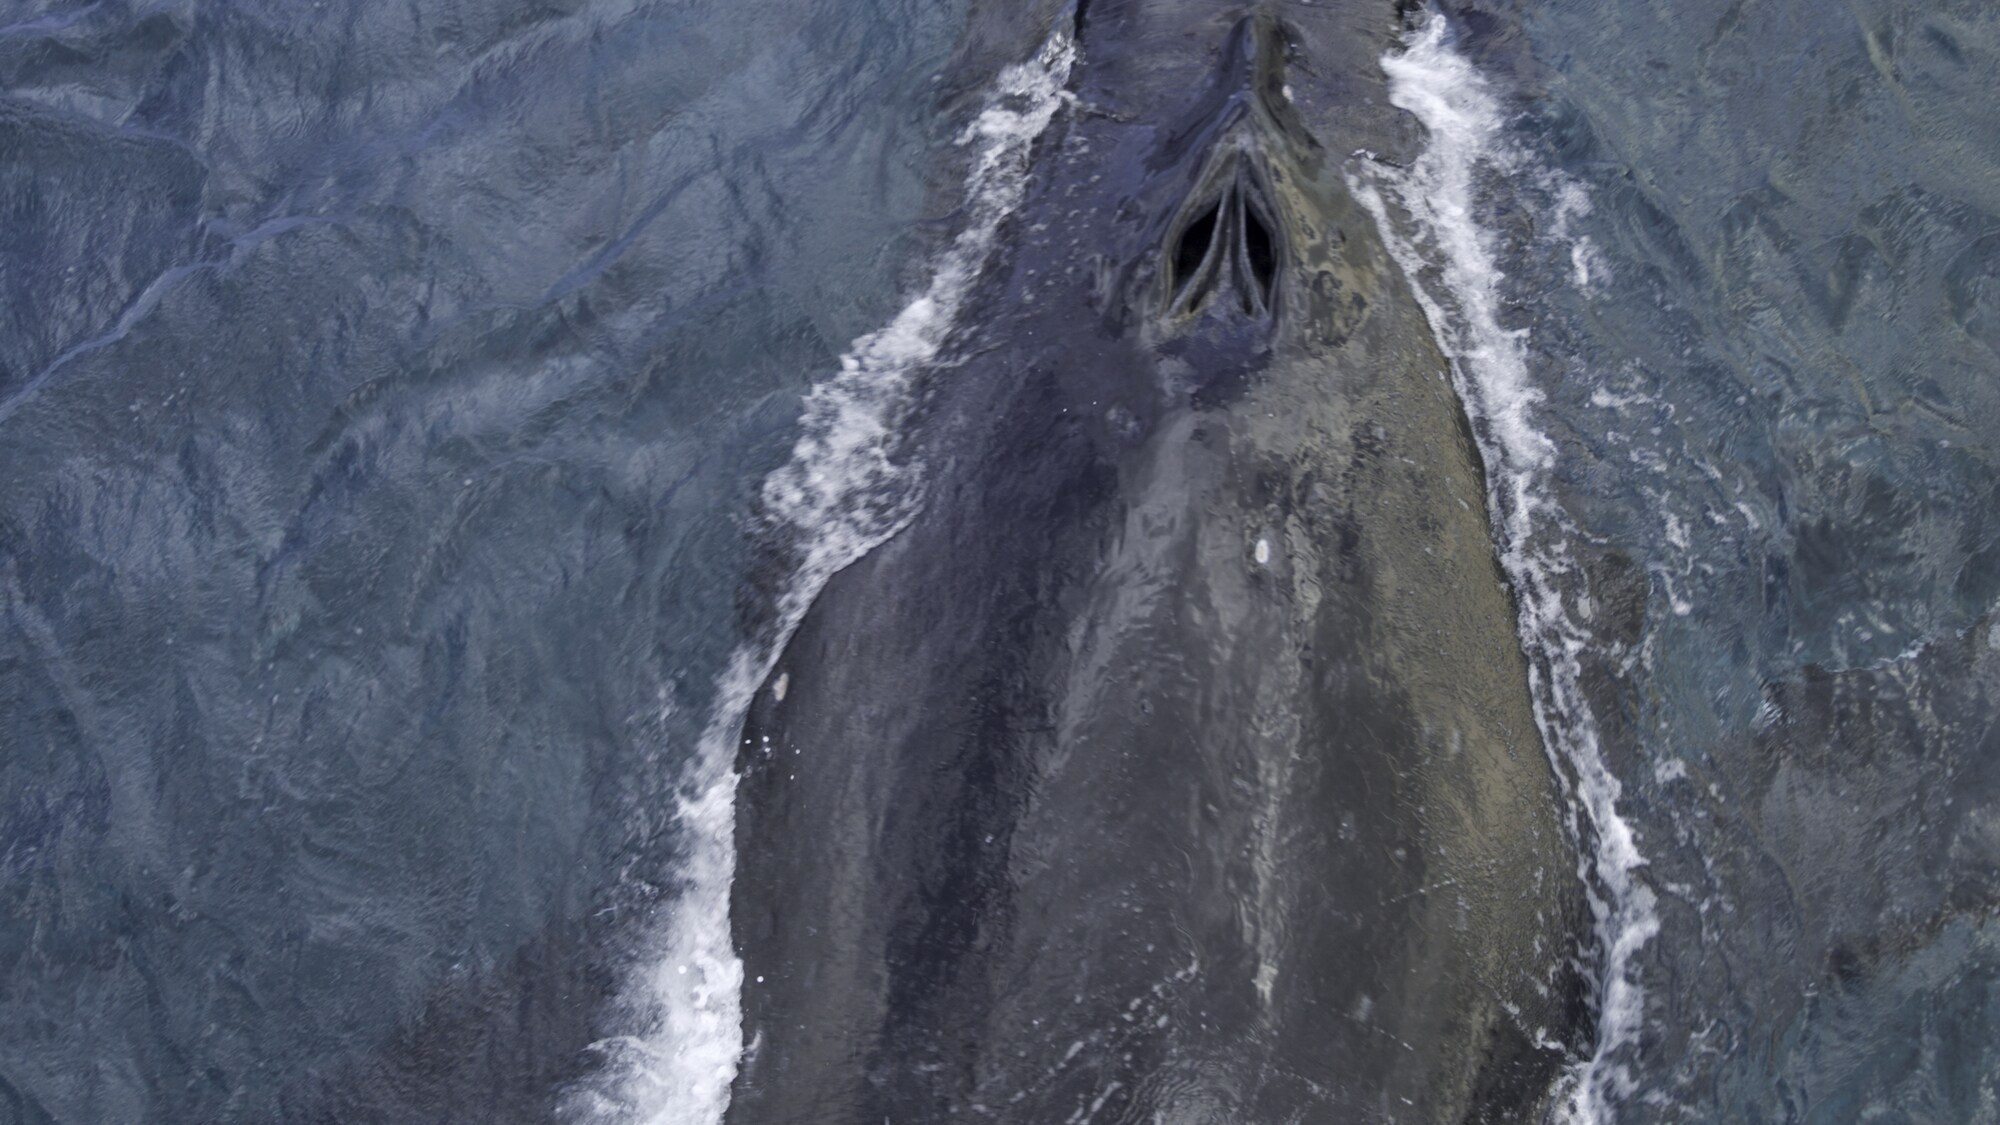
[
  {"left": 1490, "top": 1, "right": 2000, "bottom": 1118},
  {"left": 3, "top": 0, "right": 1997, "bottom": 1121},
  {"left": 0, "top": 0, "right": 977, "bottom": 1118}
]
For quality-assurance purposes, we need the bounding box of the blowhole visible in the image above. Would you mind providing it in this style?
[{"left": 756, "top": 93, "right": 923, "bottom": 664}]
[
  {"left": 1243, "top": 202, "right": 1277, "bottom": 301},
  {"left": 1173, "top": 203, "right": 1221, "bottom": 292}
]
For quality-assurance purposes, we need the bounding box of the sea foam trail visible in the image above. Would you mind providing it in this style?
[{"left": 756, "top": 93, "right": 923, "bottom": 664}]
[
  {"left": 561, "top": 26, "right": 1077, "bottom": 1125},
  {"left": 1348, "top": 14, "right": 1658, "bottom": 1124}
]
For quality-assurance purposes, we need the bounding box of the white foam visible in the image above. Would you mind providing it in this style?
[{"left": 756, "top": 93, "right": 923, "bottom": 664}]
[
  {"left": 561, "top": 25, "right": 1078, "bottom": 1125},
  {"left": 1348, "top": 15, "right": 1658, "bottom": 1123}
]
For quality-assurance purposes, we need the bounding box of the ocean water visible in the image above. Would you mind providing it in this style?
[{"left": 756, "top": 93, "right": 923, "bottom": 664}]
[
  {"left": 1478, "top": 1, "right": 2000, "bottom": 1119},
  {"left": 0, "top": 0, "right": 983, "bottom": 1117},
  {"left": 3, "top": 1, "right": 1998, "bottom": 1123}
]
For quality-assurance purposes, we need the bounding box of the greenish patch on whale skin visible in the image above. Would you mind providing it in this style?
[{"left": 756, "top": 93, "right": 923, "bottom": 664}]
[{"left": 727, "top": 7, "right": 1591, "bottom": 1124}]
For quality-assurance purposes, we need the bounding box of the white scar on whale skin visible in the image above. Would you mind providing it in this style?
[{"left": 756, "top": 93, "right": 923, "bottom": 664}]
[
  {"left": 1350, "top": 14, "right": 1659, "bottom": 1125},
  {"left": 558, "top": 24, "right": 1078, "bottom": 1125}
]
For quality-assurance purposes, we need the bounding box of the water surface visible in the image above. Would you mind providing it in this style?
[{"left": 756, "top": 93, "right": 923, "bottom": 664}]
[{"left": 2, "top": 1, "right": 1997, "bottom": 1122}]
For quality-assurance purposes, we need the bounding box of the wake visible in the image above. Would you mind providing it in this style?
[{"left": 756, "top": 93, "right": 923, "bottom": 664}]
[
  {"left": 559, "top": 21, "right": 1079, "bottom": 1125},
  {"left": 1351, "top": 14, "right": 1658, "bottom": 1123}
]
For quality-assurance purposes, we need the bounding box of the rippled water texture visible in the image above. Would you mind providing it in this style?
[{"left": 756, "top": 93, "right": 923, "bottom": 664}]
[
  {"left": 1450, "top": 0, "right": 2000, "bottom": 1118},
  {"left": 0, "top": 0, "right": 981, "bottom": 1118},
  {"left": 3, "top": 0, "right": 1999, "bottom": 1122}
]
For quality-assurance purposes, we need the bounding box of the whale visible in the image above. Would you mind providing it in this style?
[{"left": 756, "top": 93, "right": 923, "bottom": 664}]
[{"left": 726, "top": 4, "right": 1592, "bottom": 1122}]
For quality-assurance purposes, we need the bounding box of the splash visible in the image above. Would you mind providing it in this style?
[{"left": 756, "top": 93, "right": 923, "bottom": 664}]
[
  {"left": 561, "top": 24, "right": 1078, "bottom": 1125},
  {"left": 1349, "top": 14, "right": 1658, "bottom": 1123}
]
